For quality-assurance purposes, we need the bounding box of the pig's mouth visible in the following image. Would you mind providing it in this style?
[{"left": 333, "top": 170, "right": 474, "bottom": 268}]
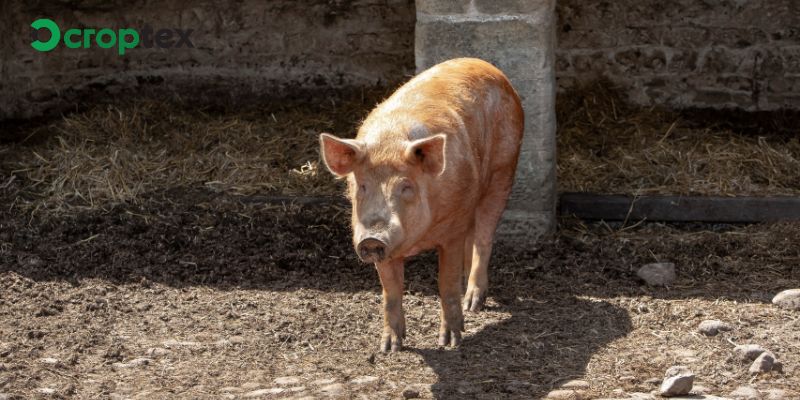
[{"left": 356, "top": 237, "right": 388, "bottom": 263}]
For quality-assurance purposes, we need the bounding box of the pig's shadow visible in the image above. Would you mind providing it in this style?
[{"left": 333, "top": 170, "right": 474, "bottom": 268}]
[{"left": 411, "top": 294, "right": 632, "bottom": 399}]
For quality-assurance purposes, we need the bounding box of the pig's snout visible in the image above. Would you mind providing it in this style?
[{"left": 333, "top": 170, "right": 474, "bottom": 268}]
[{"left": 357, "top": 238, "right": 386, "bottom": 263}]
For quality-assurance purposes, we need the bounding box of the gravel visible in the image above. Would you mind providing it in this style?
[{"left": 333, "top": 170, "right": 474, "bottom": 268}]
[
  {"left": 697, "top": 320, "right": 734, "bottom": 336},
  {"left": 659, "top": 366, "right": 694, "bottom": 397},
  {"left": 749, "top": 351, "right": 777, "bottom": 374},
  {"left": 637, "top": 262, "right": 676, "bottom": 286},
  {"left": 772, "top": 289, "right": 800, "bottom": 310}
]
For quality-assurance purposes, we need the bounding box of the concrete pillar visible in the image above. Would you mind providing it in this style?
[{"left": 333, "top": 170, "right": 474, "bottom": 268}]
[{"left": 415, "top": 0, "right": 557, "bottom": 240}]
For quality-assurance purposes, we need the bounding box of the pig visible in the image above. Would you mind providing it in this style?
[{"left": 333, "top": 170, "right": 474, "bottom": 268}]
[{"left": 319, "top": 57, "right": 524, "bottom": 352}]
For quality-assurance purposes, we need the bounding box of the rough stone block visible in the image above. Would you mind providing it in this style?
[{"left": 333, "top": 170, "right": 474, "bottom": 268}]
[
  {"left": 416, "top": 1, "right": 558, "bottom": 238},
  {"left": 416, "top": 0, "right": 469, "bottom": 15},
  {"left": 416, "top": 19, "right": 552, "bottom": 80},
  {"left": 496, "top": 210, "right": 554, "bottom": 242},
  {"left": 474, "top": 0, "right": 555, "bottom": 15},
  {"left": 417, "top": 0, "right": 552, "bottom": 15}
]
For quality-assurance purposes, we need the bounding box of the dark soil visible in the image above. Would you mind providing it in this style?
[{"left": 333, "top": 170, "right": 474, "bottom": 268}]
[{"left": 1, "top": 184, "right": 798, "bottom": 399}]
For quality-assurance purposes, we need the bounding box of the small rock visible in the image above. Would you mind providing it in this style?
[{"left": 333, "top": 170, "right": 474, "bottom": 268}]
[
  {"left": 244, "top": 388, "right": 284, "bottom": 397},
  {"left": 402, "top": 387, "right": 421, "bottom": 399},
  {"left": 274, "top": 376, "right": 301, "bottom": 385},
  {"left": 38, "top": 357, "right": 60, "bottom": 365},
  {"left": 402, "top": 383, "right": 431, "bottom": 398},
  {"left": 734, "top": 344, "right": 767, "bottom": 362},
  {"left": 350, "top": 375, "right": 378, "bottom": 385},
  {"left": 659, "top": 366, "right": 694, "bottom": 397},
  {"left": 637, "top": 263, "right": 676, "bottom": 286},
  {"left": 749, "top": 351, "right": 776, "bottom": 373},
  {"left": 730, "top": 385, "right": 760, "bottom": 399},
  {"left": 545, "top": 389, "right": 581, "bottom": 399},
  {"left": 311, "top": 378, "right": 336, "bottom": 386},
  {"left": 229, "top": 335, "right": 245, "bottom": 344},
  {"left": 288, "top": 386, "right": 306, "bottom": 392},
  {"left": 772, "top": 289, "right": 800, "bottom": 310},
  {"left": 219, "top": 387, "right": 241, "bottom": 393},
  {"left": 561, "top": 380, "right": 589, "bottom": 390},
  {"left": 318, "top": 383, "right": 344, "bottom": 395},
  {"left": 697, "top": 320, "right": 734, "bottom": 336}
]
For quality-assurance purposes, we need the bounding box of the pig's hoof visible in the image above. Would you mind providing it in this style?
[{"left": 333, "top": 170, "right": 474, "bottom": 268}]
[
  {"left": 463, "top": 287, "right": 486, "bottom": 312},
  {"left": 437, "top": 329, "right": 462, "bottom": 347},
  {"left": 380, "top": 334, "right": 403, "bottom": 353},
  {"left": 380, "top": 326, "right": 405, "bottom": 353}
]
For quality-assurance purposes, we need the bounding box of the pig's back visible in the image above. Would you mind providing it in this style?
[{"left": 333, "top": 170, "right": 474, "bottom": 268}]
[
  {"left": 368, "top": 58, "right": 524, "bottom": 188},
  {"left": 379, "top": 58, "right": 519, "bottom": 120}
]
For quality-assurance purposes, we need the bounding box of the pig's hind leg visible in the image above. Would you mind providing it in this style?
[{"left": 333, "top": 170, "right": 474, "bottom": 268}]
[
  {"left": 462, "top": 227, "right": 475, "bottom": 291},
  {"left": 463, "top": 171, "right": 514, "bottom": 312}
]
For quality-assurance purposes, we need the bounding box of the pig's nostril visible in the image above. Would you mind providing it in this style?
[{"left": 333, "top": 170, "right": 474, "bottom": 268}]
[{"left": 357, "top": 238, "right": 386, "bottom": 262}]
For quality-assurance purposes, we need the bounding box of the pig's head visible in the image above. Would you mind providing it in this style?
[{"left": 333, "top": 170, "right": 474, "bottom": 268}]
[{"left": 319, "top": 131, "right": 446, "bottom": 263}]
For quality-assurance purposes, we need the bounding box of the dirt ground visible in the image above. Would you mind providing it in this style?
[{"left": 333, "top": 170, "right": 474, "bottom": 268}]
[
  {"left": 1, "top": 85, "right": 798, "bottom": 399},
  {"left": 1, "top": 183, "right": 798, "bottom": 399}
]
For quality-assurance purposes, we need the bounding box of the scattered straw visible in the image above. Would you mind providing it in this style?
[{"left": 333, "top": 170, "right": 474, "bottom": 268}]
[
  {"left": 557, "top": 81, "right": 800, "bottom": 196},
  {"left": 2, "top": 93, "right": 381, "bottom": 213},
  {"left": 2, "top": 81, "right": 798, "bottom": 214}
]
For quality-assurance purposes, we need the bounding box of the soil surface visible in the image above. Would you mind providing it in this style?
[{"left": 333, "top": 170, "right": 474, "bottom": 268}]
[{"left": 1, "top": 186, "right": 798, "bottom": 399}]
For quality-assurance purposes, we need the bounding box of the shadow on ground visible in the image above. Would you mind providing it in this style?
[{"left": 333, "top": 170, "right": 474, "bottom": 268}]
[
  {"left": 414, "top": 296, "right": 631, "bottom": 399},
  {"left": 2, "top": 189, "right": 796, "bottom": 303}
]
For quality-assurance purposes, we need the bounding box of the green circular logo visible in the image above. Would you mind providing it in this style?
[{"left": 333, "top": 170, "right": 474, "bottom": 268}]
[{"left": 31, "top": 18, "right": 61, "bottom": 52}]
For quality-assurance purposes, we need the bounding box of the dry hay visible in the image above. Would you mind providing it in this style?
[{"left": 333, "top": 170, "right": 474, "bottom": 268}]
[
  {"left": 3, "top": 81, "right": 800, "bottom": 215},
  {"left": 1, "top": 92, "right": 382, "bottom": 213},
  {"left": 557, "top": 81, "right": 800, "bottom": 196}
]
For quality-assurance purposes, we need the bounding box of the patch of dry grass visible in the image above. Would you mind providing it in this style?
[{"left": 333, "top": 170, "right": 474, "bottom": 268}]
[
  {"left": 2, "top": 93, "right": 380, "bottom": 213},
  {"left": 557, "top": 81, "right": 800, "bottom": 196},
  {"left": 3, "top": 82, "right": 799, "bottom": 215}
]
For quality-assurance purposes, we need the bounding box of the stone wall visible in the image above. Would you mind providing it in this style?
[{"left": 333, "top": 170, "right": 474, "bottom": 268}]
[
  {"left": 4, "top": 1, "right": 799, "bottom": 120},
  {"left": 0, "top": 0, "right": 415, "bottom": 120},
  {"left": 556, "top": 0, "right": 800, "bottom": 110},
  {"left": 415, "top": 0, "right": 558, "bottom": 240}
]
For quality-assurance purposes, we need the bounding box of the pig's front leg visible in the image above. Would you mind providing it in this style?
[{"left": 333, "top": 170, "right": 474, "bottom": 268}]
[
  {"left": 437, "top": 239, "right": 465, "bottom": 347},
  {"left": 376, "top": 258, "right": 405, "bottom": 352}
]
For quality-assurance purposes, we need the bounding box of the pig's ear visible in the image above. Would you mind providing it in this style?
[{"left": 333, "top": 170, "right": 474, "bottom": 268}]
[
  {"left": 320, "top": 133, "right": 365, "bottom": 177},
  {"left": 405, "top": 134, "right": 446, "bottom": 175}
]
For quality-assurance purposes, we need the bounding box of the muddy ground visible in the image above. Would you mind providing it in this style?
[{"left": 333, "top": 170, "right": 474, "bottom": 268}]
[{"left": 0, "top": 184, "right": 798, "bottom": 399}]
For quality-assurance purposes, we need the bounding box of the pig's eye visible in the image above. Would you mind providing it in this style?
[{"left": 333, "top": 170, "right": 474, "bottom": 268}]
[
  {"left": 358, "top": 184, "right": 367, "bottom": 194},
  {"left": 400, "top": 182, "right": 414, "bottom": 199}
]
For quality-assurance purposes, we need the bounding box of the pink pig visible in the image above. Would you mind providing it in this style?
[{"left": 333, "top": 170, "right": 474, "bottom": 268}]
[{"left": 320, "top": 57, "right": 524, "bottom": 352}]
